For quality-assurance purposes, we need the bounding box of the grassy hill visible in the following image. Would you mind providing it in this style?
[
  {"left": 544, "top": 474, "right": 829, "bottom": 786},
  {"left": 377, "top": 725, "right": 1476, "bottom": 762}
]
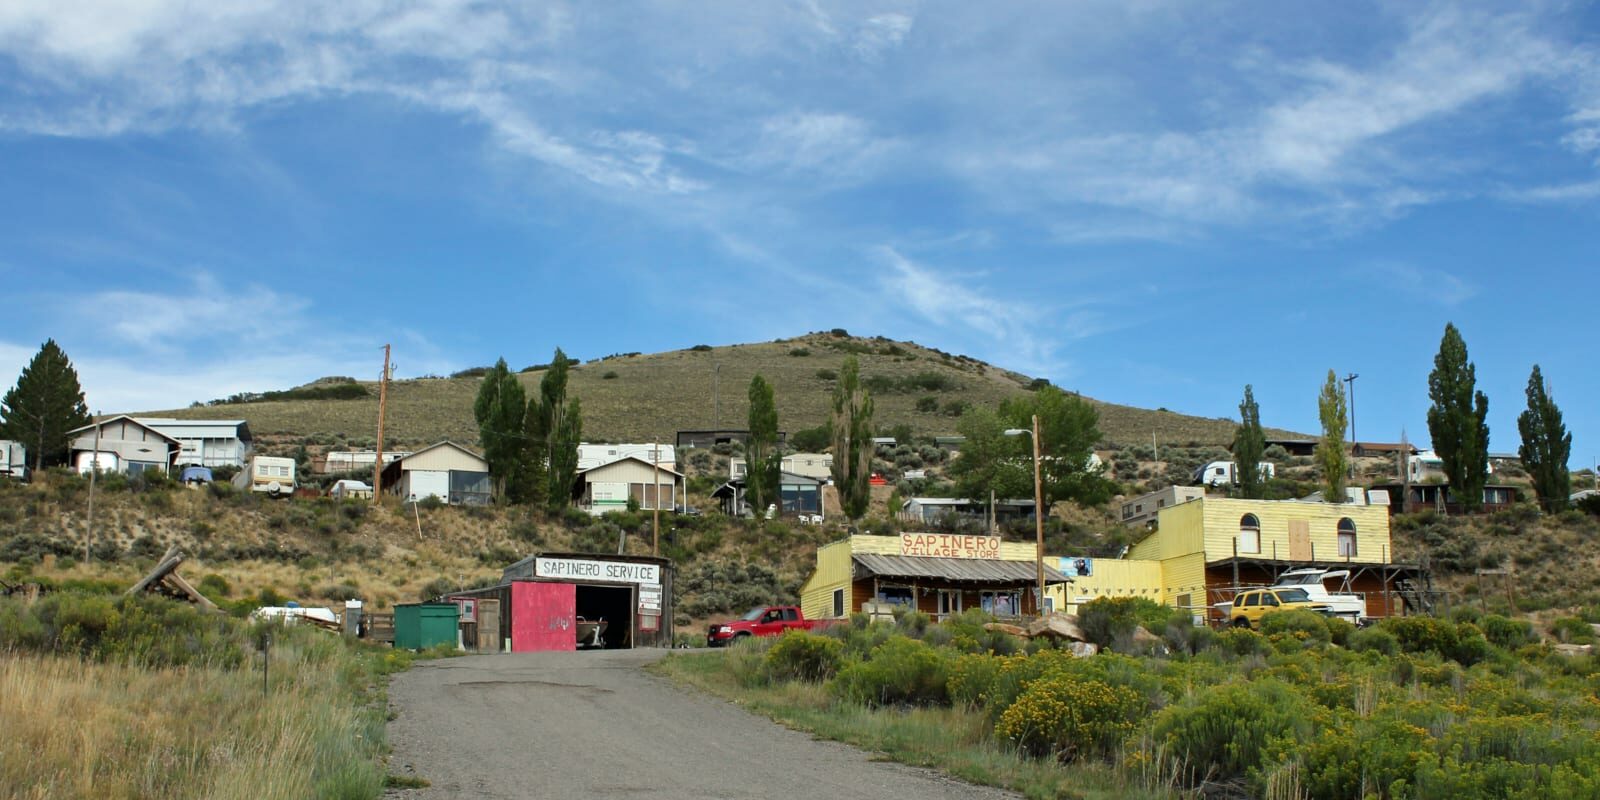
[{"left": 143, "top": 332, "right": 1305, "bottom": 450}]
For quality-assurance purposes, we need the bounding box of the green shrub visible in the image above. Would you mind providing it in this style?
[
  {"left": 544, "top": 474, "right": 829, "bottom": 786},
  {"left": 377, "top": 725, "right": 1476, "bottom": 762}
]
[
  {"left": 1216, "top": 627, "right": 1269, "bottom": 657},
  {"left": 996, "top": 675, "right": 1143, "bottom": 762},
  {"left": 1379, "top": 616, "right": 1490, "bottom": 666},
  {"left": 1349, "top": 626, "right": 1400, "bottom": 656},
  {"left": 1299, "top": 714, "right": 1433, "bottom": 800},
  {"left": 1480, "top": 615, "right": 1537, "bottom": 650},
  {"left": 946, "top": 652, "right": 1006, "bottom": 708},
  {"left": 763, "top": 630, "right": 844, "bottom": 682},
  {"left": 1148, "top": 679, "right": 1312, "bottom": 789},
  {"left": 1077, "top": 596, "right": 1170, "bottom": 649},
  {"left": 2, "top": 593, "right": 247, "bottom": 668},
  {"left": 1259, "top": 609, "right": 1333, "bottom": 646},
  {"left": 831, "top": 636, "right": 951, "bottom": 707},
  {"left": 1550, "top": 616, "right": 1596, "bottom": 644}
]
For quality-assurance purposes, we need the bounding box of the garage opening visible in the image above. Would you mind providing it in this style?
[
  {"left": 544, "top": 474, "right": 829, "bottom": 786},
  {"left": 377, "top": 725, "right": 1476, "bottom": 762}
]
[{"left": 575, "top": 584, "right": 634, "bottom": 649}]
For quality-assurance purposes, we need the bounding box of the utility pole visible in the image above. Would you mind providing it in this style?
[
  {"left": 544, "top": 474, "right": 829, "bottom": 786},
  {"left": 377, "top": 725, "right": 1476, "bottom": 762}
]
[
  {"left": 652, "top": 442, "right": 661, "bottom": 557},
  {"left": 373, "top": 344, "right": 391, "bottom": 504},
  {"left": 85, "top": 411, "right": 101, "bottom": 563},
  {"left": 1343, "top": 373, "right": 1359, "bottom": 445},
  {"left": 1031, "top": 414, "right": 1045, "bottom": 614}
]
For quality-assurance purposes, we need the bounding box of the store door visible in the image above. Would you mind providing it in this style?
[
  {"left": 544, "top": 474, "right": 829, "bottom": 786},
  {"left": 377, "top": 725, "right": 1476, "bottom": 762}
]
[{"left": 938, "top": 589, "right": 962, "bottom": 621}]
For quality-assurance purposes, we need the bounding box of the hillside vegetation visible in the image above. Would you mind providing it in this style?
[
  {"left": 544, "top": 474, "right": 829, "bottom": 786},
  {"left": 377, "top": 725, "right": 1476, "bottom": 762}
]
[{"left": 143, "top": 332, "right": 1307, "bottom": 450}]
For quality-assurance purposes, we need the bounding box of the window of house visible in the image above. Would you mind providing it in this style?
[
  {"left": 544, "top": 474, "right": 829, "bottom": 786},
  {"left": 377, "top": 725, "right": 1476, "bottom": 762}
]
[
  {"left": 832, "top": 588, "right": 845, "bottom": 618},
  {"left": 1239, "top": 514, "right": 1261, "bottom": 554},
  {"left": 1337, "top": 518, "right": 1357, "bottom": 557},
  {"left": 878, "top": 587, "right": 914, "bottom": 607}
]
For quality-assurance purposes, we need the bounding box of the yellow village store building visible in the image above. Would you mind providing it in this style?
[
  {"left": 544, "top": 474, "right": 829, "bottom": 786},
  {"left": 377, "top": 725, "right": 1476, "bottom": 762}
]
[
  {"left": 1047, "top": 497, "right": 1426, "bottom": 621},
  {"left": 801, "top": 533, "right": 1070, "bottom": 620}
]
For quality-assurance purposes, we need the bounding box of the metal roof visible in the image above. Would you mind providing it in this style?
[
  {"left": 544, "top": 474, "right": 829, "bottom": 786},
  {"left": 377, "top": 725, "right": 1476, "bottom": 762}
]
[{"left": 853, "top": 553, "right": 1068, "bottom": 584}]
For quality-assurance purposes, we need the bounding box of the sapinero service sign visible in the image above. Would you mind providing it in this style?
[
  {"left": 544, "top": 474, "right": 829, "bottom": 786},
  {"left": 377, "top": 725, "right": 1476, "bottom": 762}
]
[{"left": 535, "top": 557, "right": 661, "bottom": 586}]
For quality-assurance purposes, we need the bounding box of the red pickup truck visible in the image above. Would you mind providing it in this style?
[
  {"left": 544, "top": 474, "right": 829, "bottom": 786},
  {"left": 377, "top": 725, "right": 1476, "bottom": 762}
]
[{"left": 706, "top": 605, "right": 835, "bottom": 647}]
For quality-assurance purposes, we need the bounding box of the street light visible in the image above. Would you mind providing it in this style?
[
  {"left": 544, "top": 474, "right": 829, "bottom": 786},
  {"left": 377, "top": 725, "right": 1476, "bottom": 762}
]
[{"left": 1004, "top": 414, "right": 1046, "bottom": 616}]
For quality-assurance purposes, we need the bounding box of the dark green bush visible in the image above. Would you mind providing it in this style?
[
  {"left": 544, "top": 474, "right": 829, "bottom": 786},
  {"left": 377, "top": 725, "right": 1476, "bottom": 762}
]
[
  {"left": 831, "top": 636, "right": 950, "bottom": 707},
  {"left": 1148, "top": 679, "right": 1312, "bottom": 789},
  {"left": 1, "top": 593, "right": 247, "bottom": 668},
  {"left": 1480, "top": 615, "right": 1537, "bottom": 650},
  {"left": 1350, "top": 626, "right": 1400, "bottom": 656},
  {"left": 1077, "top": 596, "right": 1170, "bottom": 649}
]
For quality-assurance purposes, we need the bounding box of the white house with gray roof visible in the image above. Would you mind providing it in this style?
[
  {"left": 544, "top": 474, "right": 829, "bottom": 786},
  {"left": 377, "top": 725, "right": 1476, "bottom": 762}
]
[{"left": 136, "top": 418, "right": 253, "bottom": 468}]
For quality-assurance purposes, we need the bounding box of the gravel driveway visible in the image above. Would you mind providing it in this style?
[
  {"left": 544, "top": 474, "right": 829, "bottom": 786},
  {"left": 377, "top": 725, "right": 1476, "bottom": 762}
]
[{"left": 385, "top": 648, "right": 1018, "bottom": 799}]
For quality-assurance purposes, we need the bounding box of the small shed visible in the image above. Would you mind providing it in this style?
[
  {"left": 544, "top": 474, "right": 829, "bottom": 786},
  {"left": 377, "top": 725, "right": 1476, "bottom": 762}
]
[
  {"left": 393, "top": 602, "right": 460, "bottom": 650},
  {"left": 451, "top": 552, "right": 675, "bottom": 652}
]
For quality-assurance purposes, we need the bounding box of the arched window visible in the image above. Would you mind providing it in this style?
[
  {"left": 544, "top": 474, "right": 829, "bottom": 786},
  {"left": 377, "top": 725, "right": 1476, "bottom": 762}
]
[
  {"left": 1337, "top": 518, "right": 1357, "bottom": 557},
  {"left": 1239, "top": 514, "right": 1261, "bottom": 554}
]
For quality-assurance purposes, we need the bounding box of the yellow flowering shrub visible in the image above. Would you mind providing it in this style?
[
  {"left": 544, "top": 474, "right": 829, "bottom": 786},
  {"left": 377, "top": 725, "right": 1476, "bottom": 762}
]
[{"left": 994, "top": 675, "right": 1143, "bottom": 761}]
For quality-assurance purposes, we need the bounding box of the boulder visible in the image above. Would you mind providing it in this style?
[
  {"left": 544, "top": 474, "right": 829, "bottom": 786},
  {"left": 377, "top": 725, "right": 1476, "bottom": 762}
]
[
  {"left": 982, "top": 622, "right": 1029, "bottom": 638},
  {"left": 1554, "top": 643, "right": 1594, "bottom": 657},
  {"left": 1067, "top": 641, "right": 1100, "bottom": 658},
  {"left": 1026, "top": 613, "right": 1087, "bottom": 642}
]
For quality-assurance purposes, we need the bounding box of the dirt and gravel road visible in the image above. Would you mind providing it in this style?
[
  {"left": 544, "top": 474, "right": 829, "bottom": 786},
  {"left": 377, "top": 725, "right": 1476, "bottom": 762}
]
[{"left": 385, "top": 648, "right": 1018, "bottom": 799}]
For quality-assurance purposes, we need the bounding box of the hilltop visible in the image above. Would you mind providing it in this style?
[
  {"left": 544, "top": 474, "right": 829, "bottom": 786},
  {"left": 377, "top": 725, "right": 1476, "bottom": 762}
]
[{"left": 142, "top": 331, "right": 1306, "bottom": 450}]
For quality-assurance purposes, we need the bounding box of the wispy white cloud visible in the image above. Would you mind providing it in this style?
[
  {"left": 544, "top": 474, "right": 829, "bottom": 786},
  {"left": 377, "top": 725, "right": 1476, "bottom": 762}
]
[
  {"left": 1349, "top": 261, "right": 1477, "bottom": 307},
  {"left": 0, "top": 272, "right": 459, "bottom": 413},
  {"left": 1502, "top": 179, "right": 1600, "bottom": 203},
  {"left": 854, "top": 13, "right": 913, "bottom": 60}
]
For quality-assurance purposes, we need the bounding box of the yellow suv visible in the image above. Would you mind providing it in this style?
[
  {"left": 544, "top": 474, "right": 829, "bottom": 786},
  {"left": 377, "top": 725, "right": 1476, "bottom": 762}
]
[{"left": 1225, "top": 587, "right": 1331, "bottom": 630}]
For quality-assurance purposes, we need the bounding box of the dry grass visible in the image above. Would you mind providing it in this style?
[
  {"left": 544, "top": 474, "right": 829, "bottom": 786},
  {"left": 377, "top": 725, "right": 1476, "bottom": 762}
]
[
  {"left": 0, "top": 639, "right": 386, "bottom": 800},
  {"left": 138, "top": 333, "right": 1308, "bottom": 450}
]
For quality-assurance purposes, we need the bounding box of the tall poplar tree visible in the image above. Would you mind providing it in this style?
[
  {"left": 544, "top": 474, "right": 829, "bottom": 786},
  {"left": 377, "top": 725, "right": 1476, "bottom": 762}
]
[
  {"left": 829, "top": 356, "right": 875, "bottom": 520},
  {"left": 1232, "top": 384, "right": 1267, "bottom": 499},
  {"left": 1316, "top": 370, "right": 1349, "bottom": 503},
  {"left": 529, "top": 348, "right": 582, "bottom": 512},
  {"left": 1427, "top": 323, "right": 1490, "bottom": 511},
  {"left": 0, "top": 339, "right": 91, "bottom": 471},
  {"left": 745, "top": 375, "right": 781, "bottom": 516},
  {"left": 1517, "top": 364, "right": 1571, "bottom": 512},
  {"left": 472, "top": 358, "right": 529, "bottom": 502}
]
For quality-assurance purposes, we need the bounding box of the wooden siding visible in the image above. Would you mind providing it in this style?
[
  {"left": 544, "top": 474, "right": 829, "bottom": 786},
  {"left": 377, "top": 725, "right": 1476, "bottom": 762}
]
[
  {"left": 1130, "top": 499, "right": 1205, "bottom": 560},
  {"left": 1197, "top": 498, "right": 1390, "bottom": 565},
  {"left": 404, "top": 444, "right": 488, "bottom": 473},
  {"left": 800, "top": 539, "right": 855, "bottom": 619},
  {"left": 1054, "top": 559, "right": 1164, "bottom": 609}
]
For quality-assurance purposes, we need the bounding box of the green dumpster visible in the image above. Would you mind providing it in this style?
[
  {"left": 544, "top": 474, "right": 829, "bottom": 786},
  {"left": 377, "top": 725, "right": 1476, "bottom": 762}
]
[{"left": 393, "top": 602, "right": 459, "bottom": 650}]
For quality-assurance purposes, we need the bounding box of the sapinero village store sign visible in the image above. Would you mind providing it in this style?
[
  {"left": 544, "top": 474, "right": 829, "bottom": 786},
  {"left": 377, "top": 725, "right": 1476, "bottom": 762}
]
[{"left": 899, "top": 533, "right": 1002, "bottom": 559}]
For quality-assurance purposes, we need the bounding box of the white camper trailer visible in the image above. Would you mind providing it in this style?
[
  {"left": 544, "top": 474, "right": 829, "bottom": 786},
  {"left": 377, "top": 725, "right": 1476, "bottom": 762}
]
[
  {"left": 1193, "top": 460, "right": 1276, "bottom": 487},
  {"left": 233, "top": 455, "right": 297, "bottom": 496},
  {"left": 0, "top": 441, "right": 26, "bottom": 479}
]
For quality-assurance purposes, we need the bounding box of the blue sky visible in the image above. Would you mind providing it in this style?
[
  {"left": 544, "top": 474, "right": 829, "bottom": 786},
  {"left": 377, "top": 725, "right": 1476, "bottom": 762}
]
[{"left": 0, "top": 2, "right": 1596, "bottom": 468}]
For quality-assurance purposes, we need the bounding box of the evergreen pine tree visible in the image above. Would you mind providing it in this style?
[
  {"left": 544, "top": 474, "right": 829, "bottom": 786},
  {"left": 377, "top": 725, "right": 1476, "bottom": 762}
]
[
  {"left": 1427, "top": 323, "right": 1490, "bottom": 511},
  {"left": 1517, "top": 364, "right": 1571, "bottom": 512},
  {"left": 0, "top": 339, "right": 91, "bottom": 471},
  {"left": 1232, "top": 384, "right": 1267, "bottom": 499},
  {"left": 1316, "top": 370, "right": 1349, "bottom": 503}
]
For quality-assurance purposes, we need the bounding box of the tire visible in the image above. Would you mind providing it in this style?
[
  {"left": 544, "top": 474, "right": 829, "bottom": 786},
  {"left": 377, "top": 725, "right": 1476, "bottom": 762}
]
[{"left": 1231, "top": 617, "right": 1250, "bottom": 629}]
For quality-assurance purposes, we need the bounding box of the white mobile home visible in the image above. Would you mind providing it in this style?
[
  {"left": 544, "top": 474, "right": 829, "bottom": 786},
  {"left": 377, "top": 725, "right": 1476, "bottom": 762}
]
[
  {"left": 136, "top": 418, "right": 253, "bottom": 468},
  {"left": 1192, "top": 460, "right": 1275, "bottom": 487},
  {"left": 575, "top": 456, "right": 684, "bottom": 515},
  {"left": 378, "top": 442, "right": 491, "bottom": 506},
  {"left": 576, "top": 443, "right": 677, "bottom": 471},
  {"left": 68, "top": 416, "right": 181, "bottom": 475},
  {"left": 0, "top": 440, "right": 25, "bottom": 479},
  {"left": 233, "top": 455, "right": 298, "bottom": 496}
]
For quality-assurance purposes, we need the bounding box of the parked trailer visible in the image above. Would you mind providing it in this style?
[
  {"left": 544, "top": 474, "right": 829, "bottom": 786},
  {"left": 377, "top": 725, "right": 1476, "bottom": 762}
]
[
  {"left": 0, "top": 441, "right": 25, "bottom": 480},
  {"left": 232, "top": 455, "right": 298, "bottom": 497}
]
